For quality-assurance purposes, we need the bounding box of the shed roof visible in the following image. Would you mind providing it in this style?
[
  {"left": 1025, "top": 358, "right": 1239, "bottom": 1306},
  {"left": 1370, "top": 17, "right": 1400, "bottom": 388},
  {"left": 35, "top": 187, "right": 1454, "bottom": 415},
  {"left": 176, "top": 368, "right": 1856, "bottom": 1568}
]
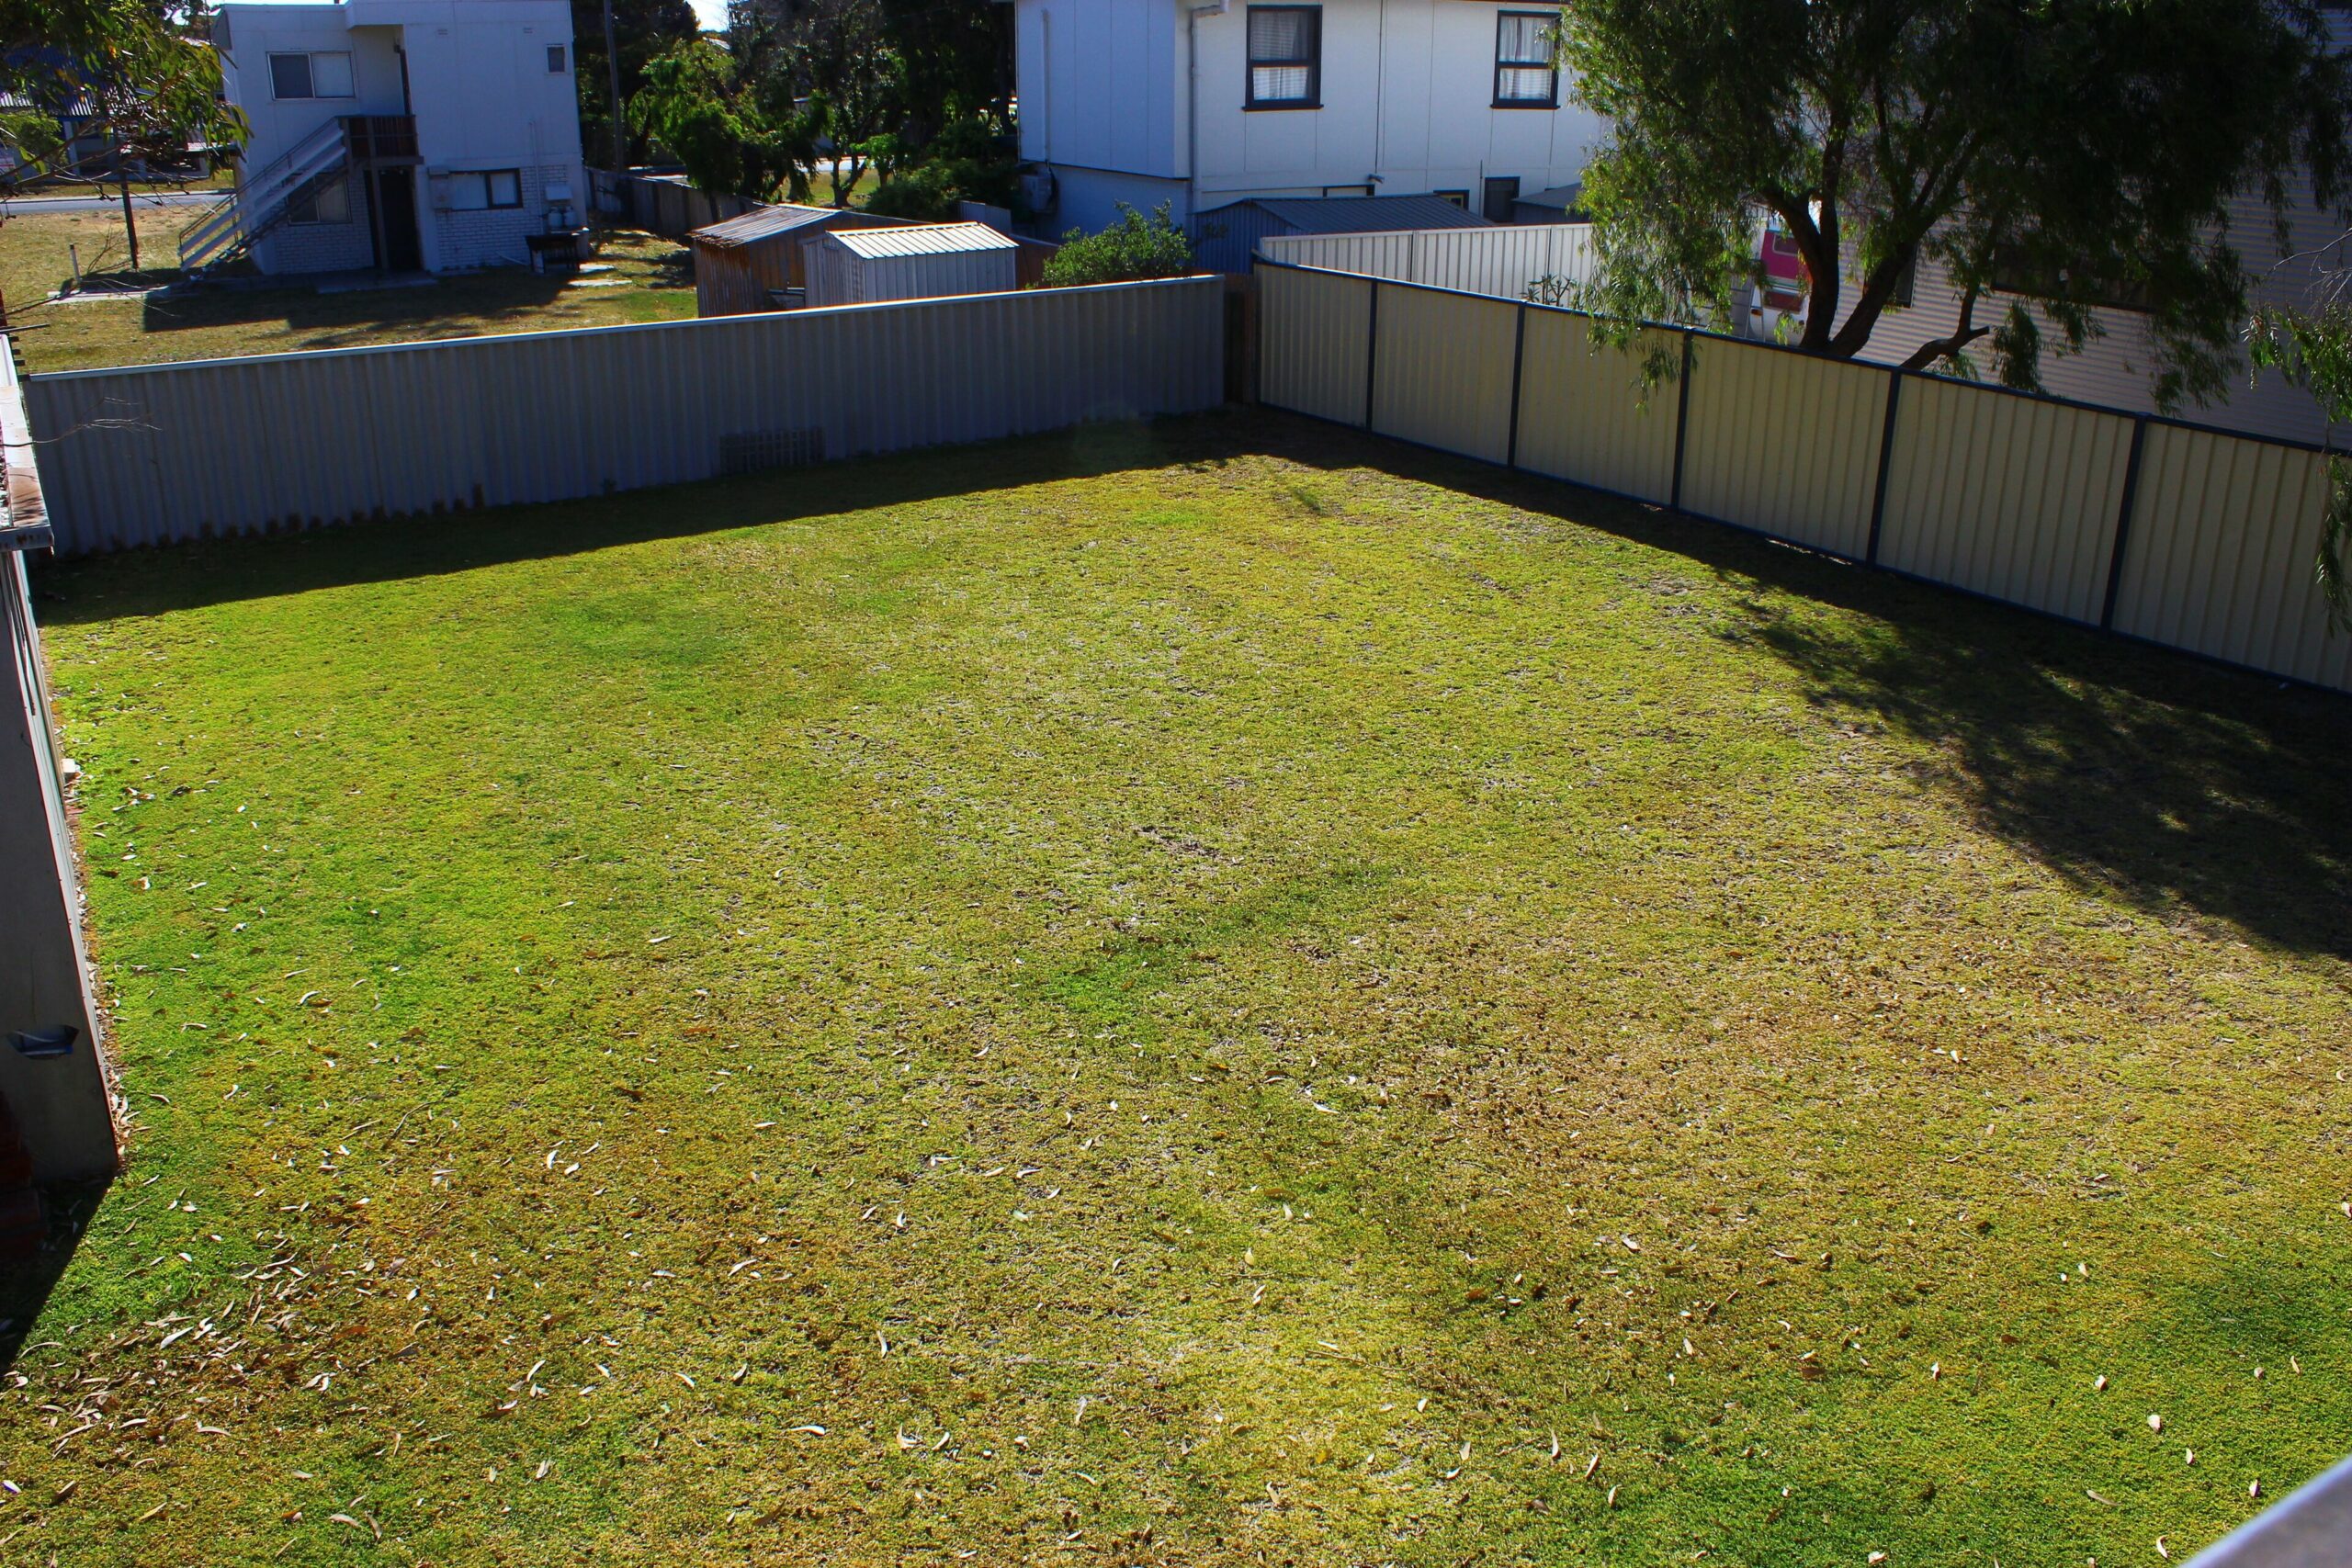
[
  {"left": 827, "top": 222, "right": 1018, "bottom": 259},
  {"left": 1513, "top": 183, "right": 1585, "bottom": 215},
  {"left": 1197, "top": 195, "right": 1495, "bottom": 234},
  {"left": 688, "top": 203, "right": 852, "bottom": 250}
]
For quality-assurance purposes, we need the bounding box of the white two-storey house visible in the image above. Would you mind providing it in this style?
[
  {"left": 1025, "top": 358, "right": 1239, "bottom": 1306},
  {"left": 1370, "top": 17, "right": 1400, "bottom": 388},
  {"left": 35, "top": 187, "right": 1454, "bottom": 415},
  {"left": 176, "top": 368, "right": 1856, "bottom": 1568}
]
[
  {"left": 194, "top": 0, "right": 586, "bottom": 276},
  {"left": 1010, "top": 0, "right": 1604, "bottom": 237}
]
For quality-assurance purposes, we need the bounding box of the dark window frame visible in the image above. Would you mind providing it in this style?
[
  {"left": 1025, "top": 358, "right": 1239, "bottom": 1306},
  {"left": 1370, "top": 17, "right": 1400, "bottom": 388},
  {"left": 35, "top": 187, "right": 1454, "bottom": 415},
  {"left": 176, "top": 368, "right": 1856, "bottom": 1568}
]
[
  {"left": 1493, "top": 12, "right": 1560, "bottom": 109},
  {"left": 548, "top": 44, "right": 568, "bottom": 73},
  {"left": 1245, "top": 6, "right": 1322, "bottom": 111},
  {"left": 268, "top": 50, "right": 354, "bottom": 101},
  {"left": 1989, "top": 240, "right": 2150, "bottom": 314},
  {"left": 1433, "top": 189, "right": 1470, "bottom": 209}
]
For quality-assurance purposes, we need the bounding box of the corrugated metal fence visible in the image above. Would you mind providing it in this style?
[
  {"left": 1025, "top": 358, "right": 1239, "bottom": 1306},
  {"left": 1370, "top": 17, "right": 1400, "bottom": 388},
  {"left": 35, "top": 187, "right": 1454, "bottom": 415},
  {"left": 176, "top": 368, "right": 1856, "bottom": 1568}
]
[
  {"left": 1261, "top": 225, "right": 1600, "bottom": 301},
  {"left": 593, "top": 170, "right": 760, "bottom": 238},
  {"left": 1255, "top": 259, "right": 2352, "bottom": 694},
  {"left": 25, "top": 276, "right": 1226, "bottom": 554}
]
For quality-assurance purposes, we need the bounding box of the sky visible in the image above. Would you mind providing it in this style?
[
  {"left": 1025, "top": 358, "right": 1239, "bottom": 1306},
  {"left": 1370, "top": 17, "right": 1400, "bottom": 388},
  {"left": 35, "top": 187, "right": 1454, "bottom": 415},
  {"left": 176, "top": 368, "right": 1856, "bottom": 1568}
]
[{"left": 691, "top": 0, "right": 728, "bottom": 30}]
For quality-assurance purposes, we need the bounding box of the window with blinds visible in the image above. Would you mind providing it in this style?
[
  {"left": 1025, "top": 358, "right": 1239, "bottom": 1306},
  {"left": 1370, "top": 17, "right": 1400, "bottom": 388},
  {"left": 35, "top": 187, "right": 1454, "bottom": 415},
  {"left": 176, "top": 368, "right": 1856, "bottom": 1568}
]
[
  {"left": 1247, "top": 6, "right": 1321, "bottom": 109},
  {"left": 1495, "top": 12, "right": 1559, "bottom": 107}
]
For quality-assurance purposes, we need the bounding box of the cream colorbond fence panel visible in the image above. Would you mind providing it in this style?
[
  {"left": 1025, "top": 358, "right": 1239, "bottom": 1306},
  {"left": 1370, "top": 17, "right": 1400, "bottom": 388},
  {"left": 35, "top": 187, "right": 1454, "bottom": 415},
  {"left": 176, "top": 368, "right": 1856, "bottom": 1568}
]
[
  {"left": 1257, "top": 265, "right": 1374, "bottom": 426},
  {"left": 2111, "top": 425, "right": 2351, "bottom": 692},
  {"left": 1260, "top": 226, "right": 1600, "bottom": 302},
  {"left": 26, "top": 277, "right": 1224, "bottom": 554},
  {"left": 1879, "top": 376, "right": 2137, "bottom": 624},
  {"left": 1370, "top": 286, "right": 1517, "bottom": 465},
  {"left": 1512, "top": 310, "right": 1681, "bottom": 503},
  {"left": 1679, "top": 340, "right": 1889, "bottom": 557}
]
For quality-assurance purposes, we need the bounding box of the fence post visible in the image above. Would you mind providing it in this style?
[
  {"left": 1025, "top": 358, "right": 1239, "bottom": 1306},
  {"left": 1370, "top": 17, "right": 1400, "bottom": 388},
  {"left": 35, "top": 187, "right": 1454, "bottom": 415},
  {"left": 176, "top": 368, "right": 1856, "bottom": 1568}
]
[
  {"left": 1865, "top": 369, "right": 1905, "bottom": 565},
  {"left": 2099, "top": 418, "right": 2151, "bottom": 631},
  {"left": 1668, "top": 331, "right": 1696, "bottom": 511},
  {"left": 1363, "top": 279, "right": 1381, "bottom": 431},
  {"left": 1505, "top": 303, "right": 1528, "bottom": 471}
]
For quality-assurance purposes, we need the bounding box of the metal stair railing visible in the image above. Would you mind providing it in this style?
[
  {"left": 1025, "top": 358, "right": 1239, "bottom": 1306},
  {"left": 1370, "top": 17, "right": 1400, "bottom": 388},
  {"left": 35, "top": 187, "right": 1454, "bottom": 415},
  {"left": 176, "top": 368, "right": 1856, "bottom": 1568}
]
[{"left": 177, "top": 118, "right": 351, "bottom": 272}]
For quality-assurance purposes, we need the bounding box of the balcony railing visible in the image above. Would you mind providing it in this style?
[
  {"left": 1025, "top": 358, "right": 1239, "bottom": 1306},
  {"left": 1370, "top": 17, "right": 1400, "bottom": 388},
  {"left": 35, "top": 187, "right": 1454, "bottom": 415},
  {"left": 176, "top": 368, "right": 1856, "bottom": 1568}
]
[{"left": 343, "top": 116, "right": 419, "bottom": 164}]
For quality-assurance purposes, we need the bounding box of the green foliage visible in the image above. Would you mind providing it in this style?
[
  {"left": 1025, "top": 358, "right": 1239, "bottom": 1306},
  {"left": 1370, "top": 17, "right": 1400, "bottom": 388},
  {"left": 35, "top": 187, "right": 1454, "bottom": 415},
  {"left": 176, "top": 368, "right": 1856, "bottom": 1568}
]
[
  {"left": 2252, "top": 296, "right": 2352, "bottom": 629},
  {"left": 1038, "top": 203, "right": 1193, "bottom": 288},
  {"left": 862, "top": 118, "right": 1016, "bottom": 220},
  {"left": 1560, "top": 0, "right": 2351, "bottom": 404},
  {"left": 0, "top": 0, "right": 244, "bottom": 189},
  {"left": 569, "top": 0, "right": 701, "bottom": 168},
  {"left": 628, "top": 37, "right": 815, "bottom": 202}
]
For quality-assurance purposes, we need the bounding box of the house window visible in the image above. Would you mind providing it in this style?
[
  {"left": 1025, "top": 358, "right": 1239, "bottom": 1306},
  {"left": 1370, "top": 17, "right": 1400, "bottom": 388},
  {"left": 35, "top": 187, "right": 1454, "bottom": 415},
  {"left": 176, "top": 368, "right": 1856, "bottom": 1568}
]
[
  {"left": 1433, "top": 189, "right": 1470, "bottom": 209},
  {"left": 1990, "top": 239, "right": 2148, "bottom": 312},
  {"left": 269, "top": 51, "right": 355, "bottom": 101},
  {"left": 1246, "top": 6, "right": 1320, "bottom": 109},
  {"left": 287, "top": 175, "right": 350, "bottom": 225},
  {"left": 1494, "top": 13, "right": 1559, "bottom": 107},
  {"left": 548, "top": 45, "right": 568, "bottom": 73},
  {"left": 448, "top": 169, "right": 525, "bottom": 210}
]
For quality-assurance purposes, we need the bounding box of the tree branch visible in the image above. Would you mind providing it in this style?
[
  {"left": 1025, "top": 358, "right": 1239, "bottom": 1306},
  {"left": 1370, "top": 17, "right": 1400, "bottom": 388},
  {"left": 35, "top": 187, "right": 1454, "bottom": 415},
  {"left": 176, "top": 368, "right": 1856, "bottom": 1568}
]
[{"left": 1899, "top": 284, "right": 1990, "bottom": 372}]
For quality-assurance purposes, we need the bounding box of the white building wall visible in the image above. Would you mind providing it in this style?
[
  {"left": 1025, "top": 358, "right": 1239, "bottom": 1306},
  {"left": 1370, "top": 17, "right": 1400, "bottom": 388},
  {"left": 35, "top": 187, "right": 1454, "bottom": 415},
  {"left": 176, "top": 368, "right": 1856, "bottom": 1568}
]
[
  {"left": 1015, "top": 0, "right": 1605, "bottom": 231},
  {"left": 215, "top": 0, "right": 583, "bottom": 276}
]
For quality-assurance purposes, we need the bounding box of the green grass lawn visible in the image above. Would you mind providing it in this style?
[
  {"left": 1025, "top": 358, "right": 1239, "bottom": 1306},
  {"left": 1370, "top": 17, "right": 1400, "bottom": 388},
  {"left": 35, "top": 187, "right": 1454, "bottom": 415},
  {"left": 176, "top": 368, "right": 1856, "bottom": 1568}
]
[
  {"left": 6, "top": 414, "right": 2349, "bottom": 1565},
  {"left": 0, "top": 212, "right": 697, "bottom": 373}
]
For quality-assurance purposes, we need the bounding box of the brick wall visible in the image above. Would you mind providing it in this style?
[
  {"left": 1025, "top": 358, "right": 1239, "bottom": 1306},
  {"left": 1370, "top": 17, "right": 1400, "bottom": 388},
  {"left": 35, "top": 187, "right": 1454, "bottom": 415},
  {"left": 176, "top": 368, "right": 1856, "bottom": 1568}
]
[
  {"left": 262, "top": 171, "right": 377, "bottom": 275},
  {"left": 430, "top": 164, "right": 574, "bottom": 271}
]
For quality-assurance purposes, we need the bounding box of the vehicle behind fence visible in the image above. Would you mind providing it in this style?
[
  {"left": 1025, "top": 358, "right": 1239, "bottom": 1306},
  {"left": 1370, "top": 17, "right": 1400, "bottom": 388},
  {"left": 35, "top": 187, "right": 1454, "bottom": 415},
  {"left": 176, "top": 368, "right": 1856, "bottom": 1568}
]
[
  {"left": 1256, "top": 258, "right": 2352, "bottom": 694},
  {"left": 22, "top": 276, "right": 1226, "bottom": 553}
]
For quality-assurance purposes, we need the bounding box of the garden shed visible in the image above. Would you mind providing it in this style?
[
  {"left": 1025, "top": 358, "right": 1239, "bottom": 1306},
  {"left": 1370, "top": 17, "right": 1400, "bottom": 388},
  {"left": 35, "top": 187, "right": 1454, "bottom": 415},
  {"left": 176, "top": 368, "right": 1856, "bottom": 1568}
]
[
  {"left": 803, "top": 222, "right": 1020, "bottom": 308},
  {"left": 687, "top": 203, "right": 916, "bottom": 317}
]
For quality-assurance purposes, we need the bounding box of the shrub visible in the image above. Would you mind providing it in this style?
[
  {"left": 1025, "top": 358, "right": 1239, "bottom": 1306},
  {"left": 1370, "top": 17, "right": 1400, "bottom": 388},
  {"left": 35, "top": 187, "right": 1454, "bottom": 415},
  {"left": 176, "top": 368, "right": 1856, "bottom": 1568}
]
[{"left": 1037, "top": 202, "right": 1194, "bottom": 288}]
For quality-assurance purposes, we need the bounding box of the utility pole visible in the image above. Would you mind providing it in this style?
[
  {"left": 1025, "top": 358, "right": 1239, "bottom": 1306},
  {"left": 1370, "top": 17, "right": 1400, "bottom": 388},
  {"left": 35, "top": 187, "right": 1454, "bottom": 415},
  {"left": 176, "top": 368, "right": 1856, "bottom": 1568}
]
[
  {"left": 603, "top": 0, "right": 627, "bottom": 170},
  {"left": 119, "top": 164, "right": 140, "bottom": 272}
]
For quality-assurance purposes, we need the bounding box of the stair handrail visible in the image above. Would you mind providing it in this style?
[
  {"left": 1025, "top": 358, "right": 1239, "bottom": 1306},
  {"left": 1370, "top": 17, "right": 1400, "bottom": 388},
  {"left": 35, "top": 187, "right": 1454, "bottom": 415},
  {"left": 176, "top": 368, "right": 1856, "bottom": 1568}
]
[{"left": 177, "top": 118, "right": 352, "bottom": 269}]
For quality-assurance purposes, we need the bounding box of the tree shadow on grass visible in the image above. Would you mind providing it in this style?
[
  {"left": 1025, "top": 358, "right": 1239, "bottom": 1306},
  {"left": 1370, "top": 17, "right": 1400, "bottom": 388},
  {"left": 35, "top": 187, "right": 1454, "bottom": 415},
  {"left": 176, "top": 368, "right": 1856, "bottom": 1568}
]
[
  {"left": 30, "top": 407, "right": 2352, "bottom": 958},
  {"left": 1264, "top": 421, "right": 2352, "bottom": 961}
]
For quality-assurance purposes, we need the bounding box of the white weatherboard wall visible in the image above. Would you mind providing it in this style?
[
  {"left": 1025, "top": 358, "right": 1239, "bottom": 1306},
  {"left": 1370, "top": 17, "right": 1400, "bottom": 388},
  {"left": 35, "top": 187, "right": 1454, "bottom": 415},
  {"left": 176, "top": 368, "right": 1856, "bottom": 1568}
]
[
  {"left": 24, "top": 277, "right": 1224, "bottom": 553},
  {"left": 1015, "top": 0, "right": 1605, "bottom": 232},
  {"left": 1253, "top": 262, "right": 2352, "bottom": 694}
]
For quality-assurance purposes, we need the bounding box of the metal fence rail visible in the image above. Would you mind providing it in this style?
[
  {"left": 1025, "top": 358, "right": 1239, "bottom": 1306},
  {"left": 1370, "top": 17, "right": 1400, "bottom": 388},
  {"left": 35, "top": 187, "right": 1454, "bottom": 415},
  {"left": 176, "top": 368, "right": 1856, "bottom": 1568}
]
[
  {"left": 24, "top": 276, "right": 1227, "bottom": 555},
  {"left": 1253, "top": 260, "right": 2352, "bottom": 694}
]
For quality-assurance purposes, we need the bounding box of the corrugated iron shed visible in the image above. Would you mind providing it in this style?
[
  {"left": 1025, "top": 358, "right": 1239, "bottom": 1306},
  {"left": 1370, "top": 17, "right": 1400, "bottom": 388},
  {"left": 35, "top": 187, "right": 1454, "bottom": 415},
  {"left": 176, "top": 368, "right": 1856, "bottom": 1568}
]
[
  {"left": 831, "top": 223, "right": 1020, "bottom": 259},
  {"left": 687, "top": 203, "right": 854, "bottom": 250}
]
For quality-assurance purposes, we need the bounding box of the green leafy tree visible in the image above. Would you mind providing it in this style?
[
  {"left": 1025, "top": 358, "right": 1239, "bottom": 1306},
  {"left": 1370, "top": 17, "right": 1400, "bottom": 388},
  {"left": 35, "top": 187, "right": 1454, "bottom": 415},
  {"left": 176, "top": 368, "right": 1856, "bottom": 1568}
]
[
  {"left": 1559, "top": 0, "right": 2350, "bottom": 407},
  {"left": 1037, "top": 203, "right": 1193, "bottom": 288},
  {"left": 571, "top": 0, "right": 701, "bottom": 169},
  {"left": 1, "top": 0, "right": 244, "bottom": 275},
  {"left": 628, "top": 36, "right": 815, "bottom": 202}
]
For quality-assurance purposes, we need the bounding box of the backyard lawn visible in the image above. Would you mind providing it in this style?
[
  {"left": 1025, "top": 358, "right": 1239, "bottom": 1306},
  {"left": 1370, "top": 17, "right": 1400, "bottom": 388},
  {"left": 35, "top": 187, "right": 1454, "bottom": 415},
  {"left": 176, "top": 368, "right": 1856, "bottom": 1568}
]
[
  {"left": 0, "top": 210, "right": 697, "bottom": 373},
  {"left": 6, "top": 414, "right": 2348, "bottom": 1565}
]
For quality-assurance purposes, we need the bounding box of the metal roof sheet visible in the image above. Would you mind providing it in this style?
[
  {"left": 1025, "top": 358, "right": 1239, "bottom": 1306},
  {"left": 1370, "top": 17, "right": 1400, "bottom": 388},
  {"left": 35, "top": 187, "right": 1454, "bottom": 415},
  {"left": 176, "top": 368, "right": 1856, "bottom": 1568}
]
[
  {"left": 1201, "top": 195, "right": 1495, "bottom": 234},
  {"left": 688, "top": 202, "right": 857, "bottom": 249},
  {"left": 828, "top": 222, "right": 1018, "bottom": 259}
]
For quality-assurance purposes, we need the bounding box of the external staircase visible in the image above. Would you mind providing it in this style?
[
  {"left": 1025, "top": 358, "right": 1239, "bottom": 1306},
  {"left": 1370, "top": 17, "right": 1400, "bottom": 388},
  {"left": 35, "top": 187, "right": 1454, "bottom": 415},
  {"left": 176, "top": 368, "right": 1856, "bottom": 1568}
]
[{"left": 177, "top": 116, "right": 419, "bottom": 274}]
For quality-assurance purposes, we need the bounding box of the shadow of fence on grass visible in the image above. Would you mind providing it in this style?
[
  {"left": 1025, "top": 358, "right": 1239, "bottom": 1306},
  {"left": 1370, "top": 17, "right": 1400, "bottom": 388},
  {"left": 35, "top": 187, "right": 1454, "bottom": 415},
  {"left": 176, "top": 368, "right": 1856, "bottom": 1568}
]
[
  {"left": 1261, "top": 421, "right": 2352, "bottom": 962},
  {"left": 0, "top": 1179, "right": 109, "bottom": 1377},
  {"left": 29, "top": 407, "right": 2352, "bottom": 959}
]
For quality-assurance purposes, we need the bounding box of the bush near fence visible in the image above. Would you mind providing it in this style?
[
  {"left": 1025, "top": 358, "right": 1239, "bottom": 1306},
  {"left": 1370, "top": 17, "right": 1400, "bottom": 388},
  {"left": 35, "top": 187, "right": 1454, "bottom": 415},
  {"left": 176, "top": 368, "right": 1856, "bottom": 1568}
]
[
  {"left": 23, "top": 277, "right": 1226, "bottom": 554},
  {"left": 1255, "top": 260, "right": 2352, "bottom": 694}
]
